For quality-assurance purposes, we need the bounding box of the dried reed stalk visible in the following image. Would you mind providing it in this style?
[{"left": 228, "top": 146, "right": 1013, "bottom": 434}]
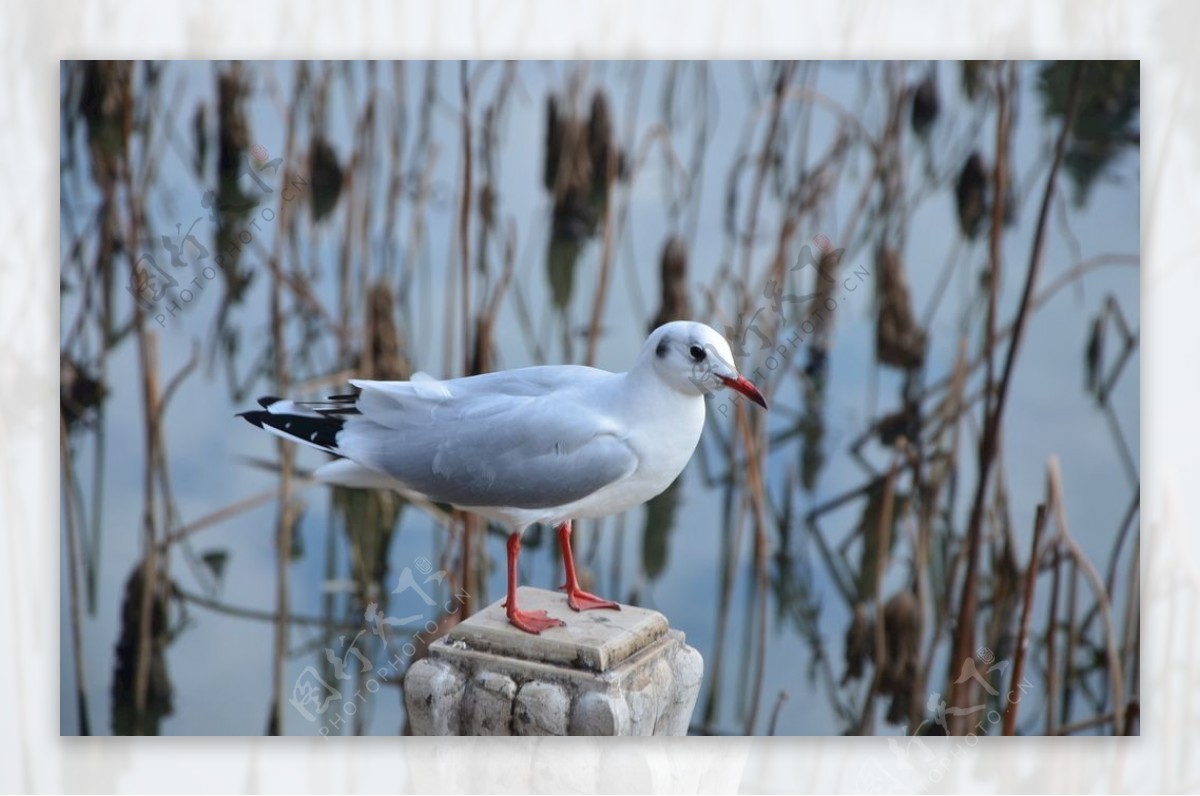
[{"left": 947, "top": 62, "right": 1083, "bottom": 733}]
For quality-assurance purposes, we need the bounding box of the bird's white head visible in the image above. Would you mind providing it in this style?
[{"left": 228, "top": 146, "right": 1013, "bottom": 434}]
[{"left": 639, "top": 321, "right": 768, "bottom": 408}]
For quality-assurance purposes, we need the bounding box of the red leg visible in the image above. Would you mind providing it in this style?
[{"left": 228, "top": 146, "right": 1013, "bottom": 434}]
[
  {"left": 504, "top": 531, "right": 565, "bottom": 634},
  {"left": 557, "top": 521, "right": 620, "bottom": 612}
]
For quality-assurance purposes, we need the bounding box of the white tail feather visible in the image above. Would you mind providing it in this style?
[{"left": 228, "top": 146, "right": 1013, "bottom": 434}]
[{"left": 314, "top": 459, "right": 406, "bottom": 491}]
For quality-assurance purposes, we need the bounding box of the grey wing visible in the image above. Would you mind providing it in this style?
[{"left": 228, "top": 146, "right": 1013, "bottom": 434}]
[{"left": 337, "top": 381, "right": 637, "bottom": 509}]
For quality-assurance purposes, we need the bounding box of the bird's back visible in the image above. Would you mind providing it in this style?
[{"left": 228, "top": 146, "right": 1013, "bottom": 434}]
[{"left": 338, "top": 365, "right": 638, "bottom": 513}]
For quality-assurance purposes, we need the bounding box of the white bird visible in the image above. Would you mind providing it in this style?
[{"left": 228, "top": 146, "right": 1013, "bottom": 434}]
[{"left": 239, "top": 321, "right": 767, "bottom": 634}]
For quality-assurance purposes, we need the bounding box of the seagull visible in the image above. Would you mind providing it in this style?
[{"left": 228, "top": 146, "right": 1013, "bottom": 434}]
[{"left": 238, "top": 321, "right": 767, "bottom": 634}]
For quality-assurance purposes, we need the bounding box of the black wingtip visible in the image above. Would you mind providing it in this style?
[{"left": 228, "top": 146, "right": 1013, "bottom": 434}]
[
  {"left": 257, "top": 395, "right": 282, "bottom": 409},
  {"left": 237, "top": 410, "right": 266, "bottom": 428},
  {"left": 238, "top": 402, "right": 345, "bottom": 451}
]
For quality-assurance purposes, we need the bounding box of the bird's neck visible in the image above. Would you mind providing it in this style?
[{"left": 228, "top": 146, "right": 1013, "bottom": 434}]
[{"left": 619, "top": 359, "right": 704, "bottom": 418}]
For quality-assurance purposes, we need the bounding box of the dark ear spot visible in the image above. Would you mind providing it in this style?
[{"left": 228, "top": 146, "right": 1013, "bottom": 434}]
[{"left": 655, "top": 338, "right": 670, "bottom": 358}]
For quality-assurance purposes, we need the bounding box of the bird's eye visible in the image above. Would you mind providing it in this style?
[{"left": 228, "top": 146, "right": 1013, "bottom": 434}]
[{"left": 689, "top": 344, "right": 706, "bottom": 361}]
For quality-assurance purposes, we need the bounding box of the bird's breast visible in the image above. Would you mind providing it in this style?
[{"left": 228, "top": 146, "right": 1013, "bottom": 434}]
[
  {"left": 632, "top": 400, "right": 705, "bottom": 489},
  {"left": 570, "top": 395, "right": 705, "bottom": 520}
]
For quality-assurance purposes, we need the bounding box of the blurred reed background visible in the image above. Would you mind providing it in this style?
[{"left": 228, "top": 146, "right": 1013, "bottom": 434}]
[{"left": 58, "top": 60, "right": 1139, "bottom": 736}]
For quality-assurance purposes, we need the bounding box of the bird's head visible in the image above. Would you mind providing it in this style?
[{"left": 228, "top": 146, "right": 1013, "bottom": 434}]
[{"left": 641, "top": 321, "right": 767, "bottom": 409}]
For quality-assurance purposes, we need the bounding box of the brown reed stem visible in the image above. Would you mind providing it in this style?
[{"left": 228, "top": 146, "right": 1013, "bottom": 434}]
[
  {"left": 855, "top": 462, "right": 897, "bottom": 736},
  {"left": 172, "top": 585, "right": 356, "bottom": 630},
  {"left": 1046, "top": 457, "right": 1126, "bottom": 734},
  {"left": 1062, "top": 553, "right": 1079, "bottom": 729},
  {"left": 61, "top": 415, "right": 91, "bottom": 735},
  {"left": 266, "top": 81, "right": 300, "bottom": 735},
  {"left": 984, "top": 61, "right": 1012, "bottom": 428},
  {"left": 458, "top": 60, "right": 474, "bottom": 376},
  {"left": 1003, "top": 503, "right": 1046, "bottom": 735},
  {"left": 584, "top": 169, "right": 616, "bottom": 367},
  {"left": 1044, "top": 540, "right": 1062, "bottom": 736},
  {"left": 736, "top": 399, "right": 773, "bottom": 735},
  {"left": 126, "top": 150, "right": 161, "bottom": 733},
  {"left": 132, "top": 330, "right": 160, "bottom": 734}
]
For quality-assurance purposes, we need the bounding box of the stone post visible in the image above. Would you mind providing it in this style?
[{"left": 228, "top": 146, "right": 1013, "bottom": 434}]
[{"left": 404, "top": 587, "right": 703, "bottom": 736}]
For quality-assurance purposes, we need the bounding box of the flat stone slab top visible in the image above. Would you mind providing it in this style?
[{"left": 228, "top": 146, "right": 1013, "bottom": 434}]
[
  {"left": 444, "top": 587, "right": 669, "bottom": 672},
  {"left": 406, "top": 587, "right": 704, "bottom": 735}
]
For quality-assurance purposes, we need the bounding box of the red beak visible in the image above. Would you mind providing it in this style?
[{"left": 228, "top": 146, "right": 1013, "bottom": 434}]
[{"left": 720, "top": 374, "right": 768, "bottom": 409}]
